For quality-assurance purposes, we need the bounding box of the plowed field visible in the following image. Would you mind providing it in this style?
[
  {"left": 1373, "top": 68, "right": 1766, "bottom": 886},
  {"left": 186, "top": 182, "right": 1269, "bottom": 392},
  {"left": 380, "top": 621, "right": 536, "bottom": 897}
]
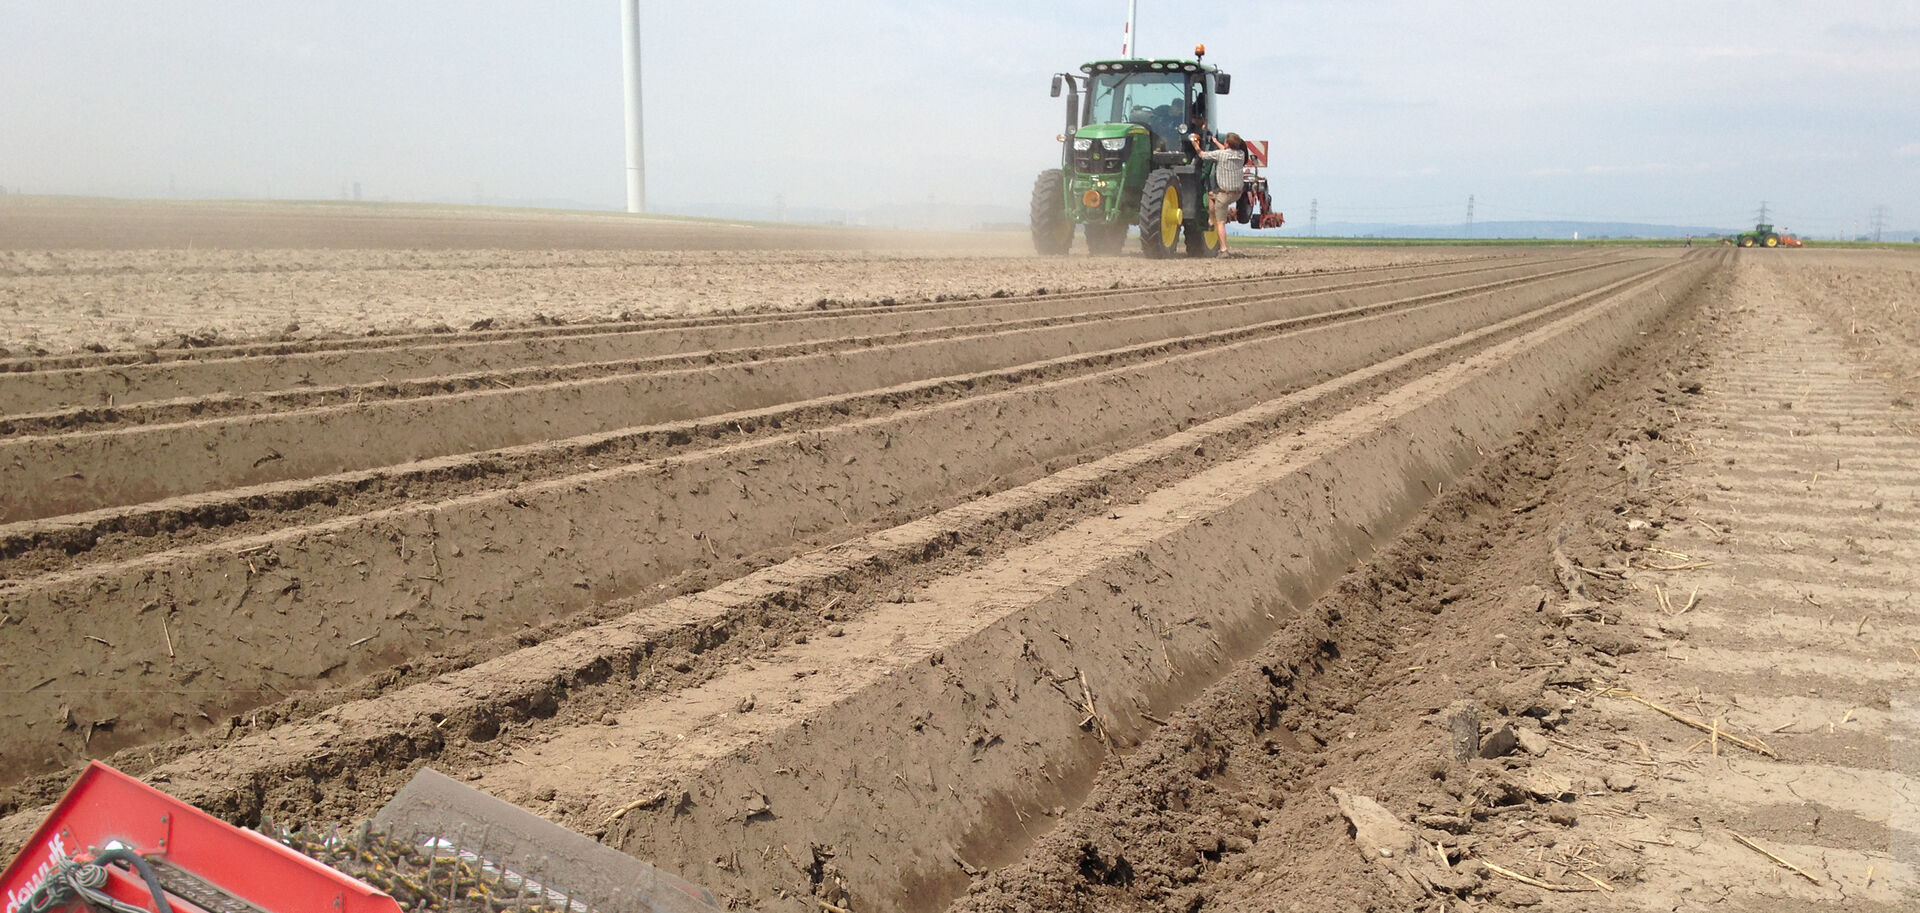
[{"left": 15, "top": 202, "right": 1901, "bottom": 913}]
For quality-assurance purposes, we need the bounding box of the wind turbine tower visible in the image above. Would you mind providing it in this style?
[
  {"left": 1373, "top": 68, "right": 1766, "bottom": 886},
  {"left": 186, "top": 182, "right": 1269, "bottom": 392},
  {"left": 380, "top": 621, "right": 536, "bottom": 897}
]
[{"left": 621, "top": 0, "right": 646, "bottom": 213}]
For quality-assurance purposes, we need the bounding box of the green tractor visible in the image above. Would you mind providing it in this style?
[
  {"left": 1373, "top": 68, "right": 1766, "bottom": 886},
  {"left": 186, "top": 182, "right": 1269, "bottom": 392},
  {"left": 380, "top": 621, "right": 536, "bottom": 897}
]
[
  {"left": 1733, "top": 222, "right": 1795, "bottom": 248},
  {"left": 1031, "top": 46, "right": 1282, "bottom": 258}
]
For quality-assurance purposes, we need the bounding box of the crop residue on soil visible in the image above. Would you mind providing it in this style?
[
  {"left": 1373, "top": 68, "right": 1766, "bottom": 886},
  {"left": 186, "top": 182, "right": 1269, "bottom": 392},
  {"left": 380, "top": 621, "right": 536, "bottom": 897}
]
[{"left": 4, "top": 203, "right": 1912, "bottom": 913}]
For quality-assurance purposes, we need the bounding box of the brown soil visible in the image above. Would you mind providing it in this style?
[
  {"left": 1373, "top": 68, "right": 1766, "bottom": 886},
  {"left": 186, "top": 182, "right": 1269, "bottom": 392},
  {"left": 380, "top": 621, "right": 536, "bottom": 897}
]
[
  {"left": 1, "top": 250, "right": 1672, "bottom": 788},
  {"left": 0, "top": 196, "right": 1495, "bottom": 358},
  {"left": 951, "top": 249, "right": 1920, "bottom": 912},
  {"left": 21, "top": 215, "right": 1892, "bottom": 913}
]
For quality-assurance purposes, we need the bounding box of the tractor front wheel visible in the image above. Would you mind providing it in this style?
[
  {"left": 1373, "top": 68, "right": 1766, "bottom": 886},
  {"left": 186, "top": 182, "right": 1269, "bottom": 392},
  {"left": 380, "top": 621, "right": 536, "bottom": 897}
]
[
  {"left": 1086, "top": 222, "right": 1128, "bottom": 256},
  {"left": 1138, "top": 170, "right": 1184, "bottom": 259},
  {"left": 1030, "top": 169, "right": 1074, "bottom": 256},
  {"left": 1738, "top": 237, "right": 1755, "bottom": 248}
]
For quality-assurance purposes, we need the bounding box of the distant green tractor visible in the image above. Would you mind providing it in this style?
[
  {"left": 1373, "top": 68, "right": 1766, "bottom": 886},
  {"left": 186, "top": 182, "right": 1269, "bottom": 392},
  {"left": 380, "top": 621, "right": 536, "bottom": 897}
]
[
  {"left": 1031, "top": 46, "right": 1282, "bottom": 258},
  {"left": 1733, "top": 222, "right": 1799, "bottom": 248}
]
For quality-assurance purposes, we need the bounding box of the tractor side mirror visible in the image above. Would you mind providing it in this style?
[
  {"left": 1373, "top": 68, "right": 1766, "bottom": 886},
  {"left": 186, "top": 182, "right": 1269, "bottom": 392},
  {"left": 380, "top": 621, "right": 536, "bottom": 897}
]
[
  {"left": 1215, "top": 73, "right": 1232, "bottom": 95},
  {"left": 1051, "top": 75, "right": 1063, "bottom": 98}
]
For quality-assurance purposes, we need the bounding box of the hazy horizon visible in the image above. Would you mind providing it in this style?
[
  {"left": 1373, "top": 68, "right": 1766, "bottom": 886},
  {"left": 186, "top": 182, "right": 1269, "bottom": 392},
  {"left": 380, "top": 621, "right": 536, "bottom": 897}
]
[{"left": 3, "top": 2, "right": 1915, "bottom": 238}]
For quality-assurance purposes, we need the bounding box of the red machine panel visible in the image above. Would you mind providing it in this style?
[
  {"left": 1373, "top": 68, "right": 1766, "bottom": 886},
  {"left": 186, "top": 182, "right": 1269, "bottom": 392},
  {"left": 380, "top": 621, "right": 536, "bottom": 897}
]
[{"left": 2, "top": 762, "right": 402, "bottom": 913}]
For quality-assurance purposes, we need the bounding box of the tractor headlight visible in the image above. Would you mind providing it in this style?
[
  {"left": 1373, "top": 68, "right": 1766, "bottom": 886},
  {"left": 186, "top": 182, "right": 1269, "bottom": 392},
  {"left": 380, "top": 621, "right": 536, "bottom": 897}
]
[
  {"left": 1072, "top": 137, "right": 1093, "bottom": 151},
  {"left": 1100, "top": 138, "right": 1127, "bottom": 152}
]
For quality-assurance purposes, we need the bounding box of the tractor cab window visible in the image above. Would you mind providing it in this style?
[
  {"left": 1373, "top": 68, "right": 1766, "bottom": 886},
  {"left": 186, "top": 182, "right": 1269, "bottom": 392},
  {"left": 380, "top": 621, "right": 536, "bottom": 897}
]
[
  {"left": 1186, "top": 83, "right": 1215, "bottom": 137},
  {"left": 1086, "top": 72, "right": 1190, "bottom": 150}
]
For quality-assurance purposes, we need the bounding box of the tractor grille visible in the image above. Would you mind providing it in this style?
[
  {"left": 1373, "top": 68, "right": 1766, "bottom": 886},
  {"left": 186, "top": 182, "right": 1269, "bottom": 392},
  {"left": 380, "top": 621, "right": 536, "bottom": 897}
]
[
  {"left": 1073, "top": 150, "right": 1127, "bottom": 174},
  {"left": 1072, "top": 138, "right": 1131, "bottom": 175}
]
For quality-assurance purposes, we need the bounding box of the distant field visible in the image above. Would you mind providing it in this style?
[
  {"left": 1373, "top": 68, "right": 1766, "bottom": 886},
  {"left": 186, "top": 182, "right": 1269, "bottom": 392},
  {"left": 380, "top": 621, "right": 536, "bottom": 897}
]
[
  {"left": 0, "top": 195, "right": 1026, "bottom": 252},
  {"left": 1244, "top": 236, "right": 1662, "bottom": 247},
  {"left": 0, "top": 197, "right": 1515, "bottom": 356},
  {"left": 1247, "top": 235, "right": 1920, "bottom": 249}
]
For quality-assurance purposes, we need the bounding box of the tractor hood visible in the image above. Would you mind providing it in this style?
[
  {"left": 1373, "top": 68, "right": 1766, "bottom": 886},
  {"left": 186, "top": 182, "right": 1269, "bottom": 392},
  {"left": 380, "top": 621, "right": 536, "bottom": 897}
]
[{"left": 1073, "top": 122, "right": 1144, "bottom": 139}]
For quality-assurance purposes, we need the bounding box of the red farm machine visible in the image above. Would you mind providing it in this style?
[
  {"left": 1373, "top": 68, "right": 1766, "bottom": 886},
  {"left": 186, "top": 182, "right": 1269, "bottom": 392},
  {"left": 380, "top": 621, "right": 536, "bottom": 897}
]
[{"left": 4, "top": 764, "right": 720, "bottom": 913}]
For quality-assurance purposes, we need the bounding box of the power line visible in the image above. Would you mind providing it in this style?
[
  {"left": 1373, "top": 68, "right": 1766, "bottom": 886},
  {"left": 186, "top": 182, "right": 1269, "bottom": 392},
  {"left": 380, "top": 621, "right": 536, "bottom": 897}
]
[
  {"left": 1870, "top": 205, "right": 1889, "bottom": 243},
  {"left": 1754, "top": 201, "right": 1770, "bottom": 225},
  {"left": 1309, "top": 198, "right": 1318, "bottom": 237},
  {"left": 1465, "top": 194, "right": 1474, "bottom": 238}
]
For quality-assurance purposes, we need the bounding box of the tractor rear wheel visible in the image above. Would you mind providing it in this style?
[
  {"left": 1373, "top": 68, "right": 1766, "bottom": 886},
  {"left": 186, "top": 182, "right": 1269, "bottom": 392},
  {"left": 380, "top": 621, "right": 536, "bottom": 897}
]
[
  {"left": 1763, "top": 235, "right": 1779, "bottom": 248},
  {"left": 1086, "top": 222, "right": 1128, "bottom": 256},
  {"left": 1030, "top": 169, "right": 1074, "bottom": 256},
  {"left": 1138, "top": 170, "right": 1183, "bottom": 259}
]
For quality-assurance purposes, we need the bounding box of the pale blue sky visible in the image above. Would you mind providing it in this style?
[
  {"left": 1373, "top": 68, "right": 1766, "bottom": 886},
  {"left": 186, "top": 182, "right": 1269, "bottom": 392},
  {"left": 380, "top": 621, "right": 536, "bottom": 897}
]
[{"left": 3, "top": 1, "right": 1916, "bottom": 235}]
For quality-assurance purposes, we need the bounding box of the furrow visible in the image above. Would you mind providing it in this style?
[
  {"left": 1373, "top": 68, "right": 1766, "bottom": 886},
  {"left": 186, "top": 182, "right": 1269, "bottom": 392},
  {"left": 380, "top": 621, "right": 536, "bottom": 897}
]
[
  {"left": 0, "top": 256, "right": 1537, "bottom": 412},
  {"left": 0, "top": 259, "right": 1689, "bottom": 785},
  {"left": 0, "top": 257, "right": 1598, "bottom": 433},
  {"left": 0, "top": 258, "right": 1646, "bottom": 522},
  {"left": 0, "top": 260, "right": 1646, "bottom": 569},
  {"left": 0, "top": 251, "right": 1712, "bottom": 908}
]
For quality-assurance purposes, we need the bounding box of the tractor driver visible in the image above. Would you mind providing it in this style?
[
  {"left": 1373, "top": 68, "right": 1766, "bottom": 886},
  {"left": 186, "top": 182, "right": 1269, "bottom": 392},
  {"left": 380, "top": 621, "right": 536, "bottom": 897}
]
[
  {"left": 1146, "top": 104, "right": 1180, "bottom": 150},
  {"left": 1184, "top": 85, "right": 1212, "bottom": 141}
]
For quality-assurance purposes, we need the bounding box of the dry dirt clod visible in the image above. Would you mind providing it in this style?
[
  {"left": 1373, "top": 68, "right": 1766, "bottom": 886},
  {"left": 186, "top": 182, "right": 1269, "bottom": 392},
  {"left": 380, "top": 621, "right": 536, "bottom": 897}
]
[
  {"left": 1415, "top": 813, "right": 1471, "bottom": 834},
  {"left": 1478, "top": 723, "right": 1519, "bottom": 759},
  {"left": 1329, "top": 787, "right": 1415, "bottom": 861},
  {"left": 1602, "top": 772, "right": 1639, "bottom": 793},
  {"left": 1425, "top": 865, "right": 1482, "bottom": 896},
  {"left": 1522, "top": 770, "right": 1573, "bottom": 802},
  {"left": 1501, "top": 886, "right": 1545, "bottom": 906},
  {"left": 741, "top": 793, "right": 770, "bottom": 820}
]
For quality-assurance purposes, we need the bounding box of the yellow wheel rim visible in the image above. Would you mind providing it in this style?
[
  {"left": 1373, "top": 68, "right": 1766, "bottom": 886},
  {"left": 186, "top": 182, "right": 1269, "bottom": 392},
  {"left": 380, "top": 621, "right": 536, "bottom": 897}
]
[
  {"left": 1160, "top": 184, "right": 1183, "bottom": 248},
  {"left": 1203, "top": 226, "right": 1220, "bottom": 250},
  {"left": 1765, "top": 236, "right": 1778, "bottom": 247}
]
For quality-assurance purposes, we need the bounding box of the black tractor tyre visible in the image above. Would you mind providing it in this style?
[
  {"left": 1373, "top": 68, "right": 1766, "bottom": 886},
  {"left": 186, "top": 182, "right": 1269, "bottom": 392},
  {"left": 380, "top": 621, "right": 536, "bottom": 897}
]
[
  {"left": 1738, "top": 237, "right": 1755, "bottom": 248},
  {"left": 1030, "top": 169, "right": 1074, "bottom": 256},
  {"left": 1085, "top": 222, "right": 1128, "bottom": 256},
  {"left": 1138, "top": 169, "right": 1183, "bottom": 259}
]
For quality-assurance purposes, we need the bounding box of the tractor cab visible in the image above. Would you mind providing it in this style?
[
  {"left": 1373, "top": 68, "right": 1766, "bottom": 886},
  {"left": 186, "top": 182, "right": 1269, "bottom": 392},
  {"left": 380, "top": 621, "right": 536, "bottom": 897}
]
[{"left": 1078, "top": 59, "right": 1223, "bottom": 153}]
